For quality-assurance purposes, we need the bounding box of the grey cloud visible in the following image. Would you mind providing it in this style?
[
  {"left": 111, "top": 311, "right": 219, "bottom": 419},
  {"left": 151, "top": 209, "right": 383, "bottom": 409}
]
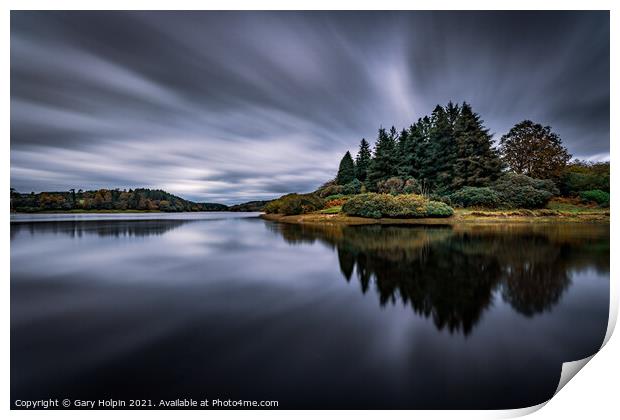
[{"left": 10, "top": 11, "right": 609, "bottom": 204}]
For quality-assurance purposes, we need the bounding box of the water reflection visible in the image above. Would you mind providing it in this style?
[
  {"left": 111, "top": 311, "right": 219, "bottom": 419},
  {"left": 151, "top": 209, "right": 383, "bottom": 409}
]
[
  {"left": 11, "top": 216, "right": 610, "bottom": 409},
  {"left": 10, "top": 220, "right": 191, "bottom": 238},
  {"left": 269, "top": 223, "right": 608, "bottom": 335}
]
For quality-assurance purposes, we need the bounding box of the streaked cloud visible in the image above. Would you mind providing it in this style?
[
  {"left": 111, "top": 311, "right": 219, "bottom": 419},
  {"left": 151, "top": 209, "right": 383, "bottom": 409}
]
[{"left": 11, "top": 11, "right": 609, "bottom": 204}]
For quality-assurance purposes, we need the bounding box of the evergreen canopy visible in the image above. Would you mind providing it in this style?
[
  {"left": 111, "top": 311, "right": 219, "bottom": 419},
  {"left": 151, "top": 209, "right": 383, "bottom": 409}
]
[
  {"left": 336, "top": 151, "right": 356, "bottom": 185},
  {"left": 350, "top": 102, "right": 504, "bottom": 194},
  {"left": 354, "top": 138, "right": 371, "bottom": 182}
]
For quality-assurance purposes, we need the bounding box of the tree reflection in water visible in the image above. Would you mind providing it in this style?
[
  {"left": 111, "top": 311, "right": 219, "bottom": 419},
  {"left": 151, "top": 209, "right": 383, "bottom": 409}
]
[
  {"left": 10, "top": 219, "right": 190, "bottom": 239},
  {"left": 268, "top": 222, "right": 609, "bottom": 335}
]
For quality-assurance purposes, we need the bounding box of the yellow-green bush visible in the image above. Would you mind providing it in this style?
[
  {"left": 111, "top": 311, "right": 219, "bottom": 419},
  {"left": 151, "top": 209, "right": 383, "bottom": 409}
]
[
  {"left": 342, "top": 193, "right": 453, "bottom": 219},
  {"left": 264, "top": 193, "right": 325, "bottom": 215}
]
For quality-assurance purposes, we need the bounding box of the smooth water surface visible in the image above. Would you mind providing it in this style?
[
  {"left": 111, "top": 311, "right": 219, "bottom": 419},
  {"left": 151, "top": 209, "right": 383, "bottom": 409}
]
[{"left": 11, "top": 213, "right": 609, "bottom": 409}]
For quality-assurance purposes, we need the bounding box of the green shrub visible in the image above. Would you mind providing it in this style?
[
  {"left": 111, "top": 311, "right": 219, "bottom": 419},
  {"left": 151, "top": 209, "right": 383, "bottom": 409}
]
[
  {"left": 580, "top": 190, "right": 610, "bottom": 207},
  {"left": 342, "top": 179, "right": 362, "bottom": 195},
  {"left": 403, "top": 178, "right": 422, "bottom": 194},
  {"left": 377, "top": 177, "right": 404, "bottom": 195},
  {"left": 264, "top": 193, "right": 325, "bottom": 215},
  {"left": 502, "top": 186, "right": 552, "bottom": 209},
  {"left": 342, "top": 193, "right": 453, "bottom": 219},
  {"left": 424, "top": 200, "right": 455, "bottom": 217},
  {"left": 324, "top": 194, "right": 346, "bottom": 201},
  {"left": 492, "top": 174, "right": 556, "bottom": 209},
  {"left": 428, "top": 194, "right": 452, "bottom": 206},
  {"left": 341, "top": 193, "right": 383, "bottom": 218},
  {"left": 376, "top": 177, "right": 421, "bottom": 195},
  {"left": 559, "top": 161, "right": 609, "bottom": 195},
  {"left": 450, "top": 187, "right": 501, "bottom": 208},
  {"left": 318, "top": 184, "right": 344, "bottom": 198},
  {"left": 531, "top": 178, "right": 560, "bottom": 196}
]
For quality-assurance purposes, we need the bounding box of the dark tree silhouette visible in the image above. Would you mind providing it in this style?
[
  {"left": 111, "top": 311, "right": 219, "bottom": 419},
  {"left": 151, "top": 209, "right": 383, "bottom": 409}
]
[
  {"left": 336, "top": 151, "right": 356, "bottom": 185},
  {"left": 354, "top": 138, "right": 372, "bottom": 182},
  {"left": 367, "top": 128, "right": 397, "bottom": 190}
]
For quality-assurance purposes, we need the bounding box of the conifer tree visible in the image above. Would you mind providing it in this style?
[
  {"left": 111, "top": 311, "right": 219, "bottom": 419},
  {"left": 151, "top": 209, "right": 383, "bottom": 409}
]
[
  {"left": 367, "top": 128, "right": 397, "bottom": 190},
  {"left": 328, "top": 101, "right": 552, "bottom": 197},
  {"left": 446, "top": 101, "right": 460, "bottom": 128},
  {"left": 336, "top": 151, "right": 356, "bottom": 185},
  {"left": 354, "top": 138, "right": 372, "bottom": 182},
  {"left": 395, "top": 127, "right": 410, "bottom": 176},
  {"left": 426, "top": 105, "right": 458, "bottom": 192},
  {"left": 452, "top": 103, "right": 502, "bottom": 190}
]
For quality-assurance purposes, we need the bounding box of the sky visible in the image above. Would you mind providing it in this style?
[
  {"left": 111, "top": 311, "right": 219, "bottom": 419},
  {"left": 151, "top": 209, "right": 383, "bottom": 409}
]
[{"left": 11, "top": 11, "right": 610, "bottom": 204}]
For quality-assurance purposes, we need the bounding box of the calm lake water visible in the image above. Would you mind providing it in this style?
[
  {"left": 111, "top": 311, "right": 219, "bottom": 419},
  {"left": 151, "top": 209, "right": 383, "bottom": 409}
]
[{"left": 11, "top": 212, "right": 609, "bottom": 409}]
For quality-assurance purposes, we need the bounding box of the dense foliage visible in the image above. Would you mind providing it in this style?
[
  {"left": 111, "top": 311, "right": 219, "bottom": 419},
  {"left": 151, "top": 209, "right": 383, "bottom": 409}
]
[
  {"left": 228, "top": 200, "right": 271, "bottom": 212},
  {"left": 342, "top": 193, "right": 453, "bottom": 219},
  {"left": 376, "top": 177, "right": 421, "bottom": 195},
  {"left": 317, "top": 183, "right": 344, "bottom": 198},
  {"left": 491, "top": 174, "right": 558, "bottom": 209},
  {"left": 336, "top": 102, "right": 503, "bottom": 194},
  {"left": 336, "top": 151, "right": 356, "bottom": 185},
  {"left": 559, "top": 160, "right": 609, "bottom": 195},
  {"left": 449, "top": 187, "right": 501, "bottom": 208},
  {"left": 499, "top": 120, "right": 571, "bottom": 179},
  {"left": 321, "top": 102, "right": 606, "bottom": 213},
  {"left": 263, "top": 193, "right": 325, "bottom": 215},
  {"left": 579, "top": 190, "right": 610, "bottom": 207},
  {"left": 448, "top": 174, "right": 560, "bottom": 209},
  {"left": 354, "top": 138, "right": 372, "bottom": 182},
  {"left": 341, "top": 179, "right": 362, "bottom": 195},
  {"left": 10, "top": 188, "right": 227, "bottom": 212}
]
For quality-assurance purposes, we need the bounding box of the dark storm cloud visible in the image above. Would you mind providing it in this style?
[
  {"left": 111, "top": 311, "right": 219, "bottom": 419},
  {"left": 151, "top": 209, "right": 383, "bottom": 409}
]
[{"left": 10, "top": 11, "right": 610, "bottom": 203}]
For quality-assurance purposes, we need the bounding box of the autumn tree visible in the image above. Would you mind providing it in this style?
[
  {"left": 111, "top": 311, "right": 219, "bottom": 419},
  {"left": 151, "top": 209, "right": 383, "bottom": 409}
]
[{"left": 499, "top": 120, "right": 571, "bottom": 179}]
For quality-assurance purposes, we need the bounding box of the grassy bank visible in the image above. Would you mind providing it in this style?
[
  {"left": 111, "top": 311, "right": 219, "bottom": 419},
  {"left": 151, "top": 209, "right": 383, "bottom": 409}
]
[{"left": 262, "top": 206, "right": 609, "bottom": 226}]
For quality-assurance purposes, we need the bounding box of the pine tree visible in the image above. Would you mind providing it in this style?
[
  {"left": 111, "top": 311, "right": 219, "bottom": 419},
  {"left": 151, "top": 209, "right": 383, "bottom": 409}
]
[
  {"left": 426, "top": 105, "right": 458, "bottom": 193},
  {"left": 388, "top": 126, "right": 402, "bottom": 170},
  {"left": 367, "top": 128, "right": 397, "bottom": 190},
  {"left": 336, "top": 151, "right": 356, "bottom": 185},
  {"left": 452, "top": 102, "right": 502, "bottom": 190},
  {"left": 395, "top": 127, "right": 410, "bottom": 176},
  {"left": 327, "top": 101, "right": 525, "bottom": 196},
  {"left": 354, "top": 138, "right": 372, "bottom": 182},
  {"left": 446, "top": 101, "right": 460, "bottom": 126}
]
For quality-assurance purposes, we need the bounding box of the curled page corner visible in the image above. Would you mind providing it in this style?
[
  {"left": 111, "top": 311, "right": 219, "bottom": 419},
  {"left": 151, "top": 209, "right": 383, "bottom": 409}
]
[
  {"left": 601, "top": 283, "right": 619, "bottom": 349},
  {"left": 554, "top": 355, "right": 595, "bottom": 396},
  {"left": 502, "top": 401, "right": 548, "bottom": 418},
  {"left": 508, "top": 355, "right": 598, "bottom": 418}
]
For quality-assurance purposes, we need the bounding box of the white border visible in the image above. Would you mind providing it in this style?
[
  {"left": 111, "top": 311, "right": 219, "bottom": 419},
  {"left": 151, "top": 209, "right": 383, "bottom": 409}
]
[{"left": 2, "top": 2, "right": 616, "bottom": 419}]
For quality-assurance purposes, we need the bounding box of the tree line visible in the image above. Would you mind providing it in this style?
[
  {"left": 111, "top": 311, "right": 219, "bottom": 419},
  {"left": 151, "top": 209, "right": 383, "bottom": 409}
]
[
  {"left": 332, "top": 101, "right": 608, "bottom": 204},
  {"left": 10, "top": 188, "right": 228, "bottom": 213}
]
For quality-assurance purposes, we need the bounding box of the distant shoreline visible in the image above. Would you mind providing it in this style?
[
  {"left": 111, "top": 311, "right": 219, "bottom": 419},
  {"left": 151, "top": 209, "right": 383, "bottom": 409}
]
[
  {"left": 261, "top": 209, "right": 610, "bottom": 226},
  {"left": 10, "top": 209, "right": 254, "bottom": 214}
]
